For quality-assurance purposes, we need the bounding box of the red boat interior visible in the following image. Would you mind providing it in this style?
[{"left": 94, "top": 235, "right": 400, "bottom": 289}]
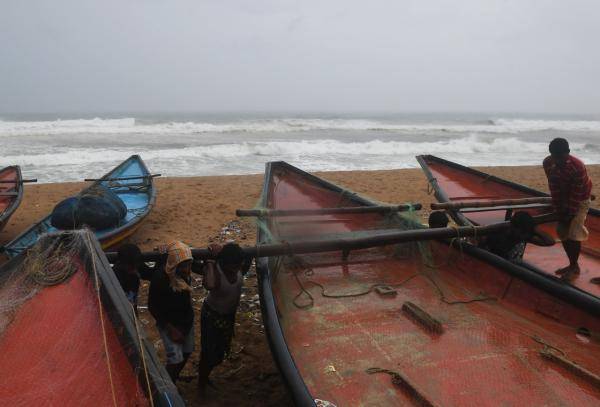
[
  {"left": 0, "top": 260, "right": 149, "bottom": 406},
  {"left": 422, "top": 157, "right": 600, "bottom": 297},
  {"left": 0, "top": 166, "right": 19, "bottom": 220},
  {"left": 264, "top": 165, "right": 600, "bottom": 406}
]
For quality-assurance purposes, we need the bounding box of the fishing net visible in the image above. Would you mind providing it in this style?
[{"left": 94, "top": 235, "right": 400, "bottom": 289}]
[
  {"left": 50, "top": 185, "right": 127, "bottom": 231},
  {"left": 0, "top": 230, "right": 152, "bottom": 406},
  {"left": 253, "top": 170, "right": 494, "bottom": 312},
  {"left": 0, "top": 231, "right": 87, "bottom": 333}
]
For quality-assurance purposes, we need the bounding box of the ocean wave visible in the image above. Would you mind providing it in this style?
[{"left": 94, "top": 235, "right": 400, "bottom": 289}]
[
  {"left": 2, "top": 117, "right": 600, "bottom": 137},
  {"left": 490, "top": 118, "right": 600, "bottom": 132},
  {"left": 4, "top": 134, "right": 597, "bottom": 182},
  {"left": 4, "top": 136, "right": 570, "bottom": 167}
]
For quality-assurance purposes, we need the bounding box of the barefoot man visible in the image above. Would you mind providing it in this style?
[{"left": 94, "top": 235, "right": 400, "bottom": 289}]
[{"left": 543, "top": 138, "right": 593, "bottom": 281}]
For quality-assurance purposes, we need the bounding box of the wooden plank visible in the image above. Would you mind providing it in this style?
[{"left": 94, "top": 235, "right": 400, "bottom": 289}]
[
  {"left": 540, "top": 348, "right": 600, "bottom": 389},
  {"left": 402, "top": 301, "right": 444, "bottom": 334}
]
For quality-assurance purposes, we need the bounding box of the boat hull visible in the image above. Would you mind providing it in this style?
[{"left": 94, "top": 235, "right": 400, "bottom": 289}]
[
  {"left": 417, "top": 154, "right": 600, "bottom": 298},
  {"left": 257, "top": 161, "right": 600, "bottom": 406},
  {"left": 0, "top": 230, "right": 183, "bottom": 406},
  {"left": 3, "top": 155, "right": 156, "bottom": 258},
  {"left": 0, "top": 166, "right": 22, "bottom": 233}
]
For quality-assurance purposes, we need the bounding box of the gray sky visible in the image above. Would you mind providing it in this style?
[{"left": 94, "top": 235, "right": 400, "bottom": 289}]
[{"left": 1, "top": 0, "right": 599, "bottom": 114}]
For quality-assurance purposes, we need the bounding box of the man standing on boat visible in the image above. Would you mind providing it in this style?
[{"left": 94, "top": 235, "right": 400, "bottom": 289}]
[{"left": 543, "top": 138, "right": 593, "bottom": 280}]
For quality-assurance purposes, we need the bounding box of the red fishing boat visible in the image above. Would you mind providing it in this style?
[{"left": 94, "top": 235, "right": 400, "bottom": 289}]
[
  {"left": 0, "top": 165, "right": 23, "bottom": 233},
  {"left": 0, "top": 229, "right": 184, "bottom": 406},
  {"left": 417, "top": 154, "right": 600, "bottom": 297},
  {"left": 257, "top": 161, "right": 600, "bottom": 406}
]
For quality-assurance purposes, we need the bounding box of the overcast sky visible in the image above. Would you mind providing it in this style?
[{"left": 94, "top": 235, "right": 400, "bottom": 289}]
[{"left": 1, "top": 1, "right": 599, "bottom": 114}]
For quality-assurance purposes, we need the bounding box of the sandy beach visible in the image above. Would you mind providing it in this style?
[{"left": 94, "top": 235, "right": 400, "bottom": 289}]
[
  {"left": 2, "top": 165, "right": 598, "bottom": 248},
  {"left": 0, "top": 165, "right": 598, "bottom": 406}
]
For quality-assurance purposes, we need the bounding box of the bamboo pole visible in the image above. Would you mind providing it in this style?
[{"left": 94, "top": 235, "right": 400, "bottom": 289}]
[
  {"left": 236, "top": 204, "right": 422, "bottom": 217},
  {"left": 433, "top": 195, "right": 595, "bottom": 210},
  {"left": 84, "top": 174, "right": 161, "bottom": 182},
  {"left": 104, "top": 213, "right": 556, "bottom": 263},
  {"left": 432, "top": 197, "right": 552, "bottom": 210},
  {"left": 0, "top": 179, "right": 37, "bottom": 184},
  {"left": 459, "top": 203, "right": 552, "bottom": 213}
]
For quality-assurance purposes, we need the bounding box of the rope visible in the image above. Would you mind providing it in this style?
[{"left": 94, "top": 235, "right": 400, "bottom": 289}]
[
  {"left": 530, "top": 335, "right": 567, "bottom": 356},
  {"left": 288, "top": 256, "right": 419, "bottom": 309},
  {"left": 480, "top": 174, "right": 493, "bottom": 184},
  {"left": 288, "top": 237, "right": 495, "bottom": 309},
  {"left": 420, "top": 272, "right": 497, "bottom": 305},
  {"left": 419, "top": 225, "right": 479, "bottom": 270},
  {"left": 23, "top": 239, "right": 79, "bottom": 286},
  {"left": 85, "top": 233, "right": 118, "bottom": 407},
  {"left": 335, "top": 189, "right": 357, "bottom": 208},
  {"left": 130, "top": 303, "right": 155, "bottom": 407},
  {"left": 426, "top": 177, "right": 438, "bottom": 195}
]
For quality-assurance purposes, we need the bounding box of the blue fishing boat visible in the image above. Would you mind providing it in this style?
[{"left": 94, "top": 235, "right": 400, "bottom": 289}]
[{"left": 3, "top": 155, "right": 157, "bottom": 257}]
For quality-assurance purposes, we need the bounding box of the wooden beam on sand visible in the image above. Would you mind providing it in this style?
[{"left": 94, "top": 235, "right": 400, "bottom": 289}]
[
  {"left": 236, "top": 204, "right": 422, "bottom": 217},
  {"left": 104, "top": 213, "right": 556, "bottom": 263}
]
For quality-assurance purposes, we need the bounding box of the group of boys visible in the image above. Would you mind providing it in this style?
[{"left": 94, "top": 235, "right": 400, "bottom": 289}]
[{"left": 112, "top": 239, "right": 250, "bottom": 395}]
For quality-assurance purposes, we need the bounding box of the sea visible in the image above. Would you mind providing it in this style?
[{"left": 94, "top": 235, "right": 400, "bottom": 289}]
[{"left": 1, "top": 113, "right": 599, "bottom": 183}]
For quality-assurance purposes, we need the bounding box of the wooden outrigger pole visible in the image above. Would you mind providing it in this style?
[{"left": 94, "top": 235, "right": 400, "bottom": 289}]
[
  {"left": 432, "top": 195, "right": 596, "bottom": 210},
  {"left": 84, "top": 174, "right": 161, "bottom": 182},
  {"left": 0, "top": 179, "right": 37, "bottom": 184},
  {"left": 236, "top": 203, "right": 422, "bottom": 217},
  {"left": 105, "top": 213, "right": 556, "bottom": 263},
  {"left": 431, "top": 197, "right": 552, "bottom": 210}
]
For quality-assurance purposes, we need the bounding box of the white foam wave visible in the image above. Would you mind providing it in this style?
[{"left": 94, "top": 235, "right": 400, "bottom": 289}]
[
  {"left": 490, "top": 118, "right": 600, "bottom": 132},
  {"left": 3, "top": 136, "right": 564, "bottom": 167},
  {"left": 2, "top": 117, "right": 600, "bottom": 137},
  {"left": 4, "top": 134, "right": 597, "bottom": 182}
]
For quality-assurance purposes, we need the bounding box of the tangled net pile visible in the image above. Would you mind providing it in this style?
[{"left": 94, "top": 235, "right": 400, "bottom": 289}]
[{"left": 0, "top": 230, "right": 90, "bottom": 334}]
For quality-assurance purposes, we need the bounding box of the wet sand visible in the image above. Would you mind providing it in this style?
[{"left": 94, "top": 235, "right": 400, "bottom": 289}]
[{"left": 0, "top": 165, "right": 598, "bottom": 406}]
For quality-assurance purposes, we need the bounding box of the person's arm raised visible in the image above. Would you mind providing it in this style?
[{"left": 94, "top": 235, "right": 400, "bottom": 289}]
[{"left": 202, "top": 260, "right": 220, "bottom": 290}]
